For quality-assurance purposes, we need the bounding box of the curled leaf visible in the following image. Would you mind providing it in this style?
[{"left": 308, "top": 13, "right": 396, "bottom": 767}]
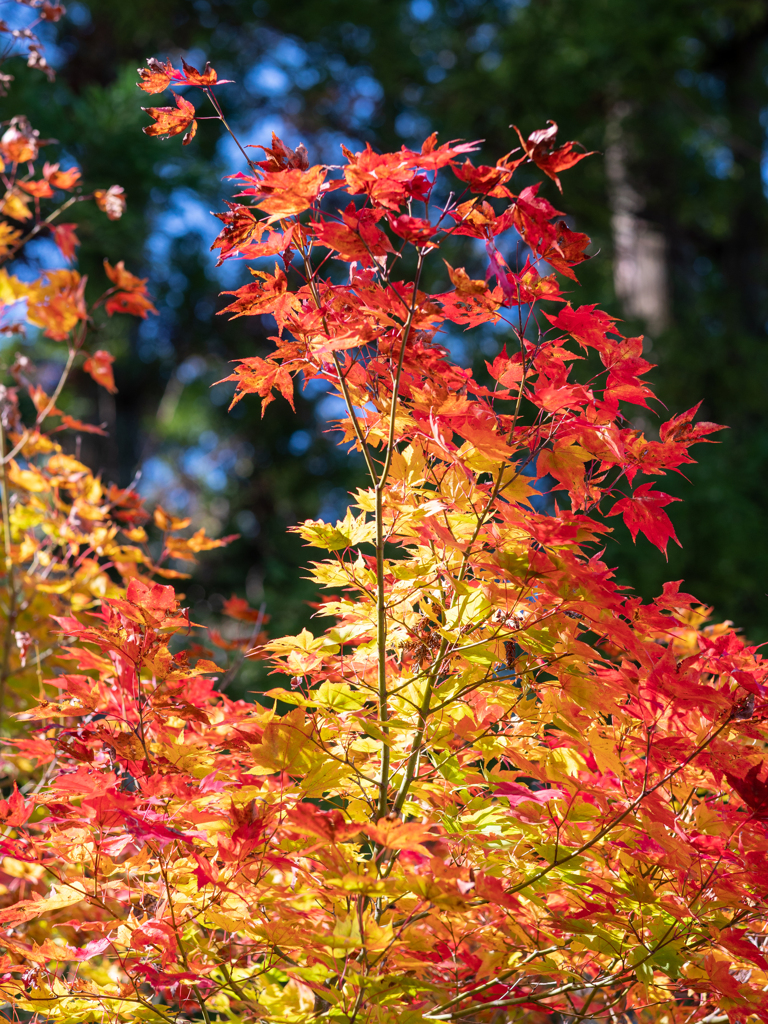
[
  {"left": 94, "top": 185, "right": 126, "bottom": 220},
  {"left": 142, "top": 93, "right": 197, "bottom": 142},
  {"left": 83, "top": 350, "right": 117, "bottom": 395},
  {"left": 513, "top": 120, "right": 596, "bottom": 192}
]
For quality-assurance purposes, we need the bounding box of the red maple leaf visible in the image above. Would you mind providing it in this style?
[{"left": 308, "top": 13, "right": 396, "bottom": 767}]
[
  {"left": 543, "top": 221, "right": 592, "bottom": 280},
  {"left": 514, "top": 121, "right": 596, "bottom": 192},
  {"left": 660, "top": 402, "right": 726, "bottom": 444},
  {"left": 725, "top": 762, "right": 768, "bottom": 817},
  {"left": 409, "top": 132, "right": 481, "bottom": 170},
  {"left": 222, "top": 595, "right": 265, "bottom": 623},
  {"left": 608, "top": 483, "right": 681, "bottom": 555},
  {"left": 388, "top": 213, "right": 437, "bottom": 246},
  {"left": 52, "top": 223, "right": 79, "bottom": 262}
]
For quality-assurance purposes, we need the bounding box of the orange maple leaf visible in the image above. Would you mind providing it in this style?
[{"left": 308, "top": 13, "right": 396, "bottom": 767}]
[
  {"left": 137, "top": 57, "right": 176, "bottom": 94},
  {"left": 137, "top": 56, "right": 232, "bottom": 95},
  {"left": 103, "top": 260, "right": 158, "bottom": 318},
  {"left": 43, "top": 162, "right": 82, "bottom": 190},
  {"left": 17, "top": 179, "right": 53, "bottom": 199},
  {"left": 103, "top": 259, "right": 143, "bottom": 291},
  {"left": 165, "top": 529, "right": 238, "bottom": 561},
  {"left": 179, "top": 57, "right": 223, "bottom": 88},
  {"left": 241, "top": 165, "right": 327, "bottom": 221},
  {"left": 0, "top": 116, "right": 39, "bottom": 164},
  {"left": 444, "top": 262, "right": 488, "bottom": 296},
  {"left": 216, "top": 356, "right": 295, "bottom": 414},
  {"left": 142, "top": 93, "right": 198, "bottom": 145},
  {"left": 83, "top": 350, "right": 117, "bottom": 394},
  {"left": 26, "top": 270, "right": 87, "bottom": 341},
  {"left": 219, "top": 265, "right": 298, "bottom": 331},
  {"left": 211, "top": 202, "right": 261, "bottom": 256}
]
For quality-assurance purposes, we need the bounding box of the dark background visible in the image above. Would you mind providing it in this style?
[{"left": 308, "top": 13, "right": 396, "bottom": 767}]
[{"left": 4, "top": 0, "right": 768, "bottom": 681}]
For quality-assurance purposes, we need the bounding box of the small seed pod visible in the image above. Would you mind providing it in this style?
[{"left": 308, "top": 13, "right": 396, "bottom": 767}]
[
  {"left": 731, "top": 692, "right": 755, "bottom": 720},
  {"left": 504, "top": 640, "right": 516, "bottom": 670}
]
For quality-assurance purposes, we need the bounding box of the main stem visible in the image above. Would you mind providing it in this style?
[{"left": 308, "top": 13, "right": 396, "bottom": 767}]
[
  {"left": 0, "top": 421, "right": 16, "bottom": 733},
  {"left": 295, "top": 234, "right": 424, "bottom": 819},
  {"left": 375, "top": 253, "right": 424, "bottom": 818}
]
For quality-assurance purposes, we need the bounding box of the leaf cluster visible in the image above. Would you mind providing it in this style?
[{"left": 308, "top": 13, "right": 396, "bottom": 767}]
[{"left": 0, "top": 63, "right": 765, "bottom": 1024}]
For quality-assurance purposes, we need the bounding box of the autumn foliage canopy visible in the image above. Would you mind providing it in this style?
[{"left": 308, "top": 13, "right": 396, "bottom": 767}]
[{"left": 0, "top": 35, "right": 765, "bottom": 1024}]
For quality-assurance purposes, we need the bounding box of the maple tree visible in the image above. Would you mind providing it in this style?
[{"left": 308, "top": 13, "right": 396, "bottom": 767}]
[{"left": 0, "top": 51, "right": 765, "bottom": 1024}]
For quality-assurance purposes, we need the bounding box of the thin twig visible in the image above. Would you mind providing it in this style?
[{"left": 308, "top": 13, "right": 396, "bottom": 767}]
[{"left": 0, "top": 419, "right": 17, "bottom": 733}]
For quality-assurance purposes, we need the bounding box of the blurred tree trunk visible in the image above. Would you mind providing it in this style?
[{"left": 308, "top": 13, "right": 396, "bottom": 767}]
[
  {"left": 714, "top": 16, "right": 768, "bottom": 341},
  {"left": 605, "top": 101, "right": 669, "bottom": 336}
]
